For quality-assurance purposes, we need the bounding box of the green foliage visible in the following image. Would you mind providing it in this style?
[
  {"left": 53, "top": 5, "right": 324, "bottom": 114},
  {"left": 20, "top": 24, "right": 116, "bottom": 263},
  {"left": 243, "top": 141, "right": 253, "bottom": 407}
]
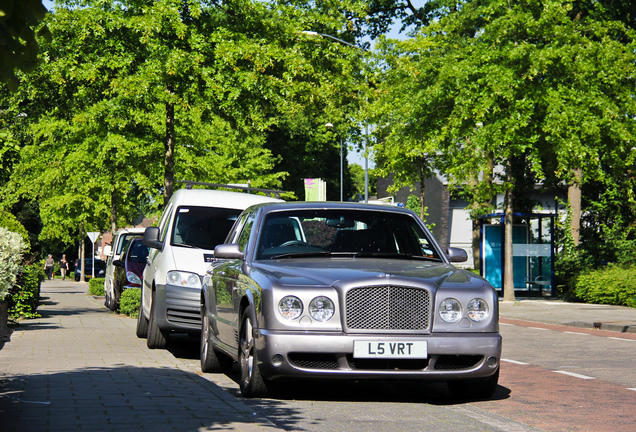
[
  {"left": 8, "top": 261, "right": 44, "bottom": 319},
  {"left": 0, "top": 209, "right": 30, "bottom": 250},
  {"left": 574, "top": 265, "right": 636, "bottom": 308},
  {"left": 88, "top": 278, "right": 105, "bottom": 296},
  {"left": 0, "top": 226, "right": 27, "bottom": 300},
  {"left": 0, "top": 0, "right": 51, "bottom": 90},
  {"left": 119, "top": 288, "right": 140, "bottom": 318}
]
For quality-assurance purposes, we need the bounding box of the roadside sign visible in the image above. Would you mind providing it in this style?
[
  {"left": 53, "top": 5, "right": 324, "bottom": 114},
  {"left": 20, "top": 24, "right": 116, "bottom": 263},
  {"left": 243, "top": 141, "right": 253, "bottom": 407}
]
[{"left": 87, "top": 232, "right": 100, "bottom": 278}]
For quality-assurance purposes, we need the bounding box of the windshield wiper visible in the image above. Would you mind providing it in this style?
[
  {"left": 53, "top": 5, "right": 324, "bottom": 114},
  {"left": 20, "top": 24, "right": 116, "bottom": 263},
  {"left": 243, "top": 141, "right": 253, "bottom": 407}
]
[
  {"left": 270, "top": 251, "right": 333, "bottom": 259},
  {"left": 352, "top": 252, "right": 443, "bottom": 261}
]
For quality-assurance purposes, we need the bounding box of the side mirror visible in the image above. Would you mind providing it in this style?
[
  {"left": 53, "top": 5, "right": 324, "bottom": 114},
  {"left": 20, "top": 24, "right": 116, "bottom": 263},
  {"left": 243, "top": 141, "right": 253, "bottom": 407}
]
[
  {"left": 214, "top": 244, "right": 244, "bottom": 260},
  {"left": 113, "top": 259, "right": 124, "bottom": 268},
  {"left": 143, "top": 227, "right": 163, "bottom": 251},
  {"left": 446, "top": 247, "right": 468, "bottom": 263}
]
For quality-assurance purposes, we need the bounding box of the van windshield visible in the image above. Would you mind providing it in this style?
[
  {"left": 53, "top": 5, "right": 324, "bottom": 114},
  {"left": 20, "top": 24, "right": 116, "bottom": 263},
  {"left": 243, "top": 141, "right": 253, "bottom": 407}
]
[{"left": 171, "top": 206, "right": 241, "bottom": 250}]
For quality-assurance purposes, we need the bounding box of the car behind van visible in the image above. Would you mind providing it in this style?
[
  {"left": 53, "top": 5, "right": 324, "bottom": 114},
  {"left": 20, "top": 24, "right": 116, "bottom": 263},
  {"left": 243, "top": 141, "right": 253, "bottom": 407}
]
[
  {"left": 104, "top": 227, "right": 145, "bottom": 311},
  {"left": 136, "top": 186, "right": 283, "bottom": 349}
]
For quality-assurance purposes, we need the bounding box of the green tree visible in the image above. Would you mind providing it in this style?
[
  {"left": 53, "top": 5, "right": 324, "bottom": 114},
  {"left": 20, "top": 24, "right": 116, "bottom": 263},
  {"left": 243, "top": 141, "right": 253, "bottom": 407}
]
[
  {"left": 370, "top": 0, "right": 636, "bottom": 300},
  {"left": 0, "top": 0, "right": 50, "bottom": 90}
]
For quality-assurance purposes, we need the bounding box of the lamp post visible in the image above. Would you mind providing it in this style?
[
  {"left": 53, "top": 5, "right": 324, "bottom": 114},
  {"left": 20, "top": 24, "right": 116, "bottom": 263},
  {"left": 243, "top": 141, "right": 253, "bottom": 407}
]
[
  {"left": 325, "top": 123, "right": 343, "bottom": 201},
  {"left": 302, "top": 30, "right": 370, "bottom": 203}
]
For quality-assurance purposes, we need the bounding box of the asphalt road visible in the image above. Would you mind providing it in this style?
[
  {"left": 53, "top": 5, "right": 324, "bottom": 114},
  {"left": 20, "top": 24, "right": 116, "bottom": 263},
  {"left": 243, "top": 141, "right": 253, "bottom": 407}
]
[{"left": 175, "top": 317, "right": 636, "bottom": 432}]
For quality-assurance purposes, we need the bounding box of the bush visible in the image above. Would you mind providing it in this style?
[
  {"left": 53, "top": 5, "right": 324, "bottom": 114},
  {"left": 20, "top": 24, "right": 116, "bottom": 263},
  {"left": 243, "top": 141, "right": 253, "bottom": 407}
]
[
  {"left": 574, "top": 265, "right": 636, "bottom": 308},
  {"left": 9, "top": 262, "right": 45, "bottom": 319},
  {"left": 119, "top": 289, "right": 141, "bottom": 318},
  {"left": 0, "top": 226, "right": 27, "bottom": 301},
  {"left": 89, "top": 278, "right": 105, "bottom": 296}
]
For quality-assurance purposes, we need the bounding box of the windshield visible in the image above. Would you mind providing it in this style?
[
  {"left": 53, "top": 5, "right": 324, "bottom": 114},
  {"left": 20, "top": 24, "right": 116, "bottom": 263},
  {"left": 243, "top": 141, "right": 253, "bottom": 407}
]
[
  {"left": 256, "top": 209, "right": 442, "bottom": 261},
  {"left": 171, "top": 206, "right": 241, "bottom": 250},
  {"left": 126, "top": 240, "right": 149, "bottom": 263}
]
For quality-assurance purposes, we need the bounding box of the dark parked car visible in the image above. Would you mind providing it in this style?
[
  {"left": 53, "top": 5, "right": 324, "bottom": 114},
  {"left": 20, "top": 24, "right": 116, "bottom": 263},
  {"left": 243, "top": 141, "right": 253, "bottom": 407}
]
[
  {"left": 200, "top": 202, "right": 502, "bottom": 399},
  {"left": 74, "top": 258, "right": 106, "bottom": 282},
  {"left": 109, "top": 238, "right": 149, "bottom": 311}
]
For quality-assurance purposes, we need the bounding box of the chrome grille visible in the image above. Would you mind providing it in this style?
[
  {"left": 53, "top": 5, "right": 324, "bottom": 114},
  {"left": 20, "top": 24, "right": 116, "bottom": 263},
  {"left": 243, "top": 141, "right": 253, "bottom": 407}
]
[{"left": 345, "top": 286, "right": 431, "bottom": 331}]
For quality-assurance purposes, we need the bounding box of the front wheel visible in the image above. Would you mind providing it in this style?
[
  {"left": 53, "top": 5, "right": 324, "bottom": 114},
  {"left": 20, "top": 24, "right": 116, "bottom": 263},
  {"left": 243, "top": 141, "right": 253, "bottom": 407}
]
[
  {"left": 201, "top": 306, "right": 224, "bottom": 372},
  {"left": 238, "top": 312, "right": 270, "bottom": 398},
  {"left": 136, "top": 298, "right": 149, "bottom": 338},
  {"left": 147, "top": 294, "right": 168, "bottom": 349},
  {"left": 447, "top": 367, "right": 499, "bottom": 400}
]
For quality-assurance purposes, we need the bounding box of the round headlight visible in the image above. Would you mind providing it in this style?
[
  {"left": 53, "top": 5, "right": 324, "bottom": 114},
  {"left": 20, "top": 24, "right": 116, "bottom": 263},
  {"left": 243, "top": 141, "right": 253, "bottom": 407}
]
[
  {"left": 309, "top": 296, "right": 335, "bottom": 322},
  {"left": 279, "top": 296, "right": 303, "bottom": 320},
  {"left": 439, "top": 298, "right": 462, "bottom": 323},
  {"left": 467, "top": 298, "right": 489, "bottom": 322}
]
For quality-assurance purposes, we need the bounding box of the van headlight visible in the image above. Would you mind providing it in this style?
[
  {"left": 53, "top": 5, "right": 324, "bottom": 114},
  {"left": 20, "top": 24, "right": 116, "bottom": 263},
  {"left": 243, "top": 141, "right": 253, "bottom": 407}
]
[{"left": 166, "top": 271, "right": 201, "bottom": 288}]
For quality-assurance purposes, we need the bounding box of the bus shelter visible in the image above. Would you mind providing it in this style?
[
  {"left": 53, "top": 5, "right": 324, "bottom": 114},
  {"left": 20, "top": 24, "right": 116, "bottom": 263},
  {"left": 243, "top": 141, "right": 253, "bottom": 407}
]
[{"left": 478, "top": 212, "right": 556, "bottom": 298}]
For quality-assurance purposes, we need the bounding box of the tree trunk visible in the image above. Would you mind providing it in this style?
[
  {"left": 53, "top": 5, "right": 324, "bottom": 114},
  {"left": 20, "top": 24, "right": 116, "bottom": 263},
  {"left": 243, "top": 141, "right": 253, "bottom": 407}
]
[
  {"left": 164, "top": 87, "right": 176, "bottom": 207},
  {"left": 110, "top": 186, "right": 117, "bottom": 236},
  {"left": 0, "top": 299, "right": 11, "bottom": 345},
  {"left": 568, "top": 168, "right": 582, "bottom": 246},
  {"left": 503, "top": 159, "right": 516, "bottom": 302},
  {"left": 80, "top": 223, "right": 85, "bottom": 282}
]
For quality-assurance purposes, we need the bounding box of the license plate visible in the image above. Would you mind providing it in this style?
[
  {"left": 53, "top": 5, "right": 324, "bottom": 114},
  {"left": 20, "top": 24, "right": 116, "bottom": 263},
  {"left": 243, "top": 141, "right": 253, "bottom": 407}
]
[{"left": 353, "top": 341, "right": 427, "bottom": 359}]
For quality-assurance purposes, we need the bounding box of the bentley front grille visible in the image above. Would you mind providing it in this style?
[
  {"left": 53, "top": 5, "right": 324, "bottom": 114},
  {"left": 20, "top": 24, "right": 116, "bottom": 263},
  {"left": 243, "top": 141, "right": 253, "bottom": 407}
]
[{"left": 345, "top": 286, "right": 431, "bottom": 331}]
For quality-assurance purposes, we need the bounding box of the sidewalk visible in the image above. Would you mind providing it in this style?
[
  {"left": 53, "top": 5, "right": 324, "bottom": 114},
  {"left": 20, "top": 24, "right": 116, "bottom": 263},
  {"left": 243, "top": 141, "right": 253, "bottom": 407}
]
[
  {"left": 0, "top": 278, "right": 280, "bottom": 432},
  {"left": 499, "top": 297, "right": 636, "bottom": 334}
]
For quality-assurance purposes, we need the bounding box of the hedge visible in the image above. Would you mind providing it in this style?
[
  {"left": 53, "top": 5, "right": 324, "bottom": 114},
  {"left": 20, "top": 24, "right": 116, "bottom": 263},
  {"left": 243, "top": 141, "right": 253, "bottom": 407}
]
[
  {"left": 9, "top": 262, "right": 45, "bottom": 319},
  {"left": 575, "top": 265, "right": 636, "bottom": 308},
  {"left": 119, "top": 288, "right": 141, "bottom": 318},
  {"left": 89, "top": 278, "right": 105, "bottom": 296}
]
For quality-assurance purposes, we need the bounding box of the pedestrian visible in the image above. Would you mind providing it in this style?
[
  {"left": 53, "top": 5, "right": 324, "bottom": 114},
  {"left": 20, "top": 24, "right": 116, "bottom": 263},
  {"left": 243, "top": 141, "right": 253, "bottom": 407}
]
[
  {"left": 59, "top": 254, "right": 69, "bottom": 281},
  {"left": 44, "top": 254, "right": 55, "bottom": 280}
]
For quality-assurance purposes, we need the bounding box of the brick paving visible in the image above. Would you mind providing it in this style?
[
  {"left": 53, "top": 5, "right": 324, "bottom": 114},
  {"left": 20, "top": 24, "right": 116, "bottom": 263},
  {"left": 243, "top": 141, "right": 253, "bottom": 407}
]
[{"left": 0, "top": 279, "right": 280, "bottom": 432}]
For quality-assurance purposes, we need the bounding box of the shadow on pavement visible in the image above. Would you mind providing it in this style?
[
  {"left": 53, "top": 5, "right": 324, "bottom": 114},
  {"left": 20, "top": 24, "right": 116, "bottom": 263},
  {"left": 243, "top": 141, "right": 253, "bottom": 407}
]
[
  {"left": 0, "top": 365, "right": 279, "bottom": 432},
  {"left": 166, "top": 335, "right": 510, "bottom": 409}
]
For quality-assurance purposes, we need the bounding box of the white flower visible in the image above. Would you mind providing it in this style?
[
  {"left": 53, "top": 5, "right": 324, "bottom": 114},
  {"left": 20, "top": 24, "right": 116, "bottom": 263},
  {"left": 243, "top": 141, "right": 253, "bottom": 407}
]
[{"left": 0, "top": 227, "right": 27, "bottom": 301}]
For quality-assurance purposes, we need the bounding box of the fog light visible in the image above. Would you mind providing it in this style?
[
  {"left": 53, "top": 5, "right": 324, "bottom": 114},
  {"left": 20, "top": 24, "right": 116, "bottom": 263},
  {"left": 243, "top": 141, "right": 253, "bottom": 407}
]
[
  {"left": 272, "top": 354, "right": 284, "bottom": 367},
  {"left": 486, "top": 356, "right": 498, "bottom": 368}
]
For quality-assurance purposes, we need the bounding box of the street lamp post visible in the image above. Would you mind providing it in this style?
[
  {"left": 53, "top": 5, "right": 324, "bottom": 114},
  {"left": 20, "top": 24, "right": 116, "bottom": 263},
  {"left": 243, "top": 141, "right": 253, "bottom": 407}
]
[
  {"left": 302, "top": 30, "right": 370, "bottom": 203},
  {"left": 325, "top": 123, "right": 343, "bottom": 201}
]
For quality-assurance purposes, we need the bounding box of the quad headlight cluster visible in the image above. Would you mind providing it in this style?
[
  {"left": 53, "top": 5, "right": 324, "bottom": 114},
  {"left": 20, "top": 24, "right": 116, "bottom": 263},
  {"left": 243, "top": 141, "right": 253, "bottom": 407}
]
[
  {"left": 278, "top": 295, "right": 335, "bottom": 322},
  {"left": 439, "top": 298, "right": 489, "bottom": 323}
]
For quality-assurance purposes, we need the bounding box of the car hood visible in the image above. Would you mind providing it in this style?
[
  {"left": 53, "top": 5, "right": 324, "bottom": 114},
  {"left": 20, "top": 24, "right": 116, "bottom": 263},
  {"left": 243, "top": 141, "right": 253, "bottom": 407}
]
[
  {"left": 251, "top": 258, "right": 485, "bottom": 290},
  {"left": 172, "top": 246, "right": 216, "bottom": 276}
]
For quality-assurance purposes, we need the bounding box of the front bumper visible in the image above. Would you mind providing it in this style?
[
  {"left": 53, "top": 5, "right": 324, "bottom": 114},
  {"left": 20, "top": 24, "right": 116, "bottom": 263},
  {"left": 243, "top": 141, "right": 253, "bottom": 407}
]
[
  {"left": 154, "top": 283, "right": 202, "bottom": 332},
  {"left": 255, "top": 330, "right": 502, "bottom": 381}
]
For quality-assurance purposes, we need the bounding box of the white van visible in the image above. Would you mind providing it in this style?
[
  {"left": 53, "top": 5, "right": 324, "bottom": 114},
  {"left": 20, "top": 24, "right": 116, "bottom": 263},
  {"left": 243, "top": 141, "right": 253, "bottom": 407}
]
[
  {"left": 104, "top": 227, "right": 146, "bottom": 310},
  {"left": 136, "top": 186, "right": 283, "bottom": 349}
]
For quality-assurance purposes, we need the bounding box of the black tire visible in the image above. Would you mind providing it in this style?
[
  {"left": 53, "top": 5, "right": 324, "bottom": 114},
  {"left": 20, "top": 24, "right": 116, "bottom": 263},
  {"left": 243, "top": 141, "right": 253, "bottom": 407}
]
[
  {"left": 238, "top": 312, "right": 270, "bottom": 398},
  {"left": 104, "top": 291, "right": 111, "bottom": 309},
  {"left": 136, "top": 298, "right": 149, "bottom": 338},
  {"left": 447, "top": 367, "right": 499, "bottom": 400},
  {"left": 201, "top": 305, "right": 224, "bottom": 372},
  {"left": 147, "top": 294, "right": 168, "bottom": 349}
]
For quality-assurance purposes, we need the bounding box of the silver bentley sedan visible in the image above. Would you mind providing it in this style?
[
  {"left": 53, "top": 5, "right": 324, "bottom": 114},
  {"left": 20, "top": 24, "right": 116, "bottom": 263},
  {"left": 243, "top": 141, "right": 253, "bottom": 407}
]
[{"left": 200, "top": 202, "right": 502, "bottom": 399}]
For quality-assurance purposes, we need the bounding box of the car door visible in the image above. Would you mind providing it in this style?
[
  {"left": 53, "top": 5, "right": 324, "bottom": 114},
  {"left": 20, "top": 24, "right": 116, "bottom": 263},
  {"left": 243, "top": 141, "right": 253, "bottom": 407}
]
[{"left": 213, "top": 211, "right": 255, "bottom": 349}]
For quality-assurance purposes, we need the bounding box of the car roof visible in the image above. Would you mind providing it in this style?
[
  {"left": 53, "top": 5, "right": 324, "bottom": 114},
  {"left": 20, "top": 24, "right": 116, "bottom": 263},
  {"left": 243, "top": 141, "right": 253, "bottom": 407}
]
[
  {"left": 248, "top": 201, "right": 415, "bottom": 215},
  {"left": 114, "top": 227, "right": 146, "bottom": 235},
  {"left": 169, "top": 188, "right": 283, "bottom": 210}
]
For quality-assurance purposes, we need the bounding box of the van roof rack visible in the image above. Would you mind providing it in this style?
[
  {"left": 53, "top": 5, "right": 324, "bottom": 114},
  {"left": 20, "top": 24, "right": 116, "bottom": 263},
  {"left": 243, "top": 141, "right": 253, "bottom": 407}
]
[{"left": 177, "top": 180, "right": 285, "bottom": 199}]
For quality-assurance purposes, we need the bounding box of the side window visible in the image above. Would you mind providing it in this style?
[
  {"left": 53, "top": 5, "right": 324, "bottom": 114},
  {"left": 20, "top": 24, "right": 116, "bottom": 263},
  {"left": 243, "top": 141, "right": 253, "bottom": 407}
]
[
  {"left": 158, "top": 204, "right": 174, "bottom": 243},
  {"left": 236, "top": 212, "right": 255, "bottom": 252}
]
